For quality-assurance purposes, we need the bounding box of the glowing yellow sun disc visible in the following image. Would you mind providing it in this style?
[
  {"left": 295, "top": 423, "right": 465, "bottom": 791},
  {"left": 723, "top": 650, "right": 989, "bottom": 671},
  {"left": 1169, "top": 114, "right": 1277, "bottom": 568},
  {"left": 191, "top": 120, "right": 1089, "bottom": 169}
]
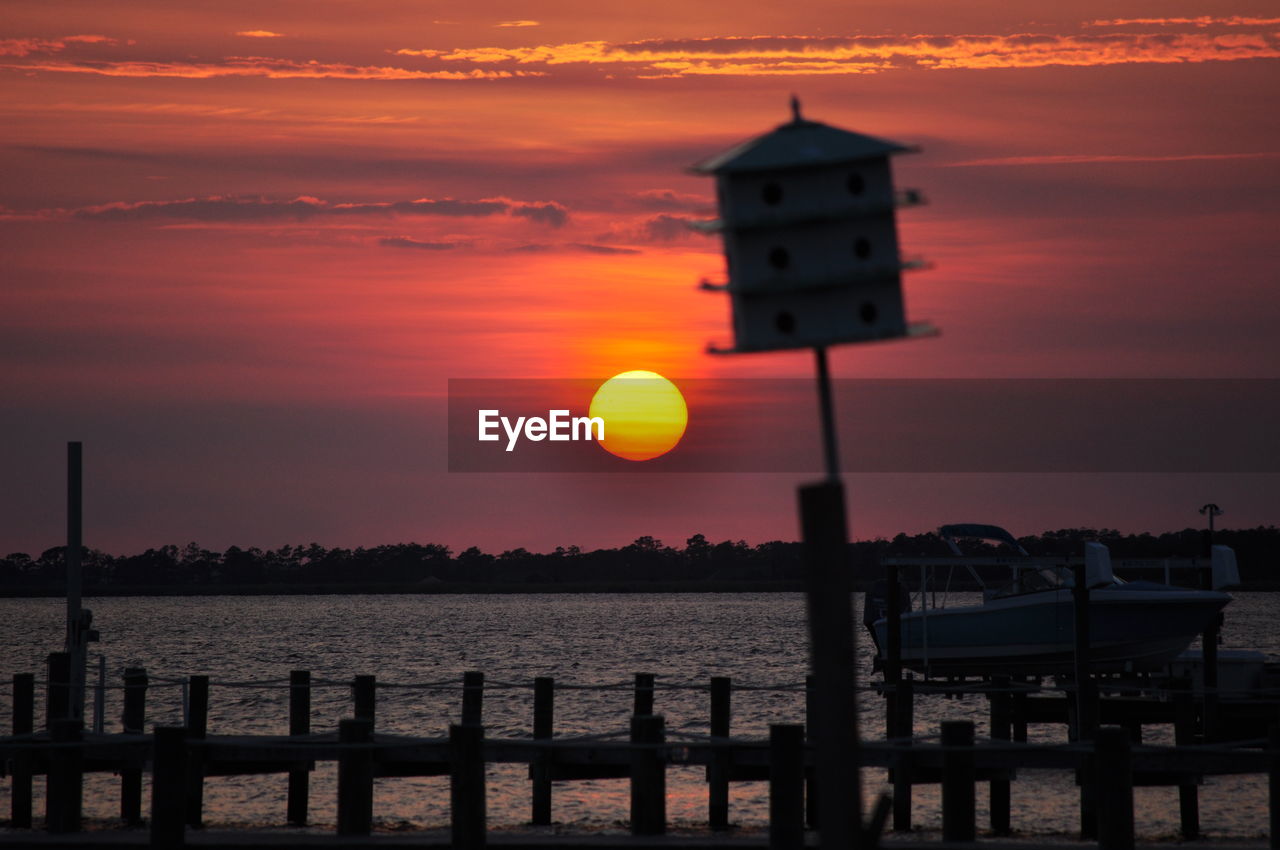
[{"left": 589, "top": 371, "right": 688, "bottom": 461}]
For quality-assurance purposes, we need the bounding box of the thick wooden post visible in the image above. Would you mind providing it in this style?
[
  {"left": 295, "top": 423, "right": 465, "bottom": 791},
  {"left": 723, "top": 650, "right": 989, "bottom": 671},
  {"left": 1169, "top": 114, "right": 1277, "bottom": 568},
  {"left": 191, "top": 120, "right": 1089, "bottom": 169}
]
[
  {"left": 885, "top": 563, "right": 903, "bottom": 741},
  {"left": 46, "top": 652, "right": 72, "bottom": 725},
  {"left": 1072, "top": 563, "right": 1097, "bottom": 841},
  {"left": 462, "top": 671, "right": 484, "bottom": 726},
  {"left": 989, "top": 676, "right": 1012, "bottom": 836},
  {"left": 770, "top": 724, "right": 805, "bottom": 850},
  {"left": 892, "top": 678, "right": 914, "bottom": 832},
  {"left": 1269, "top": 720, "right": 1280, "bottom": 850},
  {"left": 450, "top": 723, "right": 486, "bottom": 849},
  {"left": 151, "top": 726, "right": 187, "bottom": 847},
  {"left": 531, "top": 677, "right": 553, "bottom": 826},
  {"left": 630, "top": 714, "right": 666, "bottom": 835},
  {"left": 1173, "top": 678, "right": 1200, "bottom": 839},
  {"left": 804, "top": 674, "right": 817, "bottom": 828},
  {"left": 799, "top": 481, "right": 861, "bottom": 850},
  {"left": 287, "top": 670, "right": 311, "bottom": 826},
  {"left": 11, "top": 672, "right": 35, "bottom": 828},
  {"left": 1201, "top": 569, "right": 1221, "bottom": 743},
  {"left": 185, "top": 675, "right": 208, "bottom": 828},
  {"left": 1095, "top": 726, "right": 1134, "bottom": 850},
  {"left": 121, "top": 667, "right": 148, "bottom": 825},
  {"left": 709, "top": 676, "right": 731, "bottom": 830},
  {"left": 353, "top": 675, "right": 376, "bottom": 723},
  {"left": 634, "top": 673, "right": 655, "bottom": 717},
  {"left": 1012, "top": 677, "right": 1029, "bottom": 743},
  {"left": 941, "top": 720, "right": 975, "bottom": 843},
  {"left": 337, "top": 718, "right": 374, "bottom": 836},
  {"left": 46, "top": 718, "right": 82, "bottom": 833}
]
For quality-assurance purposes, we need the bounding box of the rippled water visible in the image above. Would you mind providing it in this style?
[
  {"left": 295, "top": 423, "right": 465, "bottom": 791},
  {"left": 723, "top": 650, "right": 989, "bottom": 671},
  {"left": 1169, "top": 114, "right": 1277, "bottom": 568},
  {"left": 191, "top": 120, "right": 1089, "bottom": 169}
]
[{"left": 2, "top": 592, "right": 1277, "bottom": 837}]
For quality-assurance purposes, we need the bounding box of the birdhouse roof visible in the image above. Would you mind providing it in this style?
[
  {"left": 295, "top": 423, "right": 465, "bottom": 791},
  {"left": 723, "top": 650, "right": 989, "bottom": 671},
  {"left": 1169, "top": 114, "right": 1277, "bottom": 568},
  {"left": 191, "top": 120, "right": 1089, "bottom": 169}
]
[{"left": 691, "top": 116, "right": 912, "bottom": 175}]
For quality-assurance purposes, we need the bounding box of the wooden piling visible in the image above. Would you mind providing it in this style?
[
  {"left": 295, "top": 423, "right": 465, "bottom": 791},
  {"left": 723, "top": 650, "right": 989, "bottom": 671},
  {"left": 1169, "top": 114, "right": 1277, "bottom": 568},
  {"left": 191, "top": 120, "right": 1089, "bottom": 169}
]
[
  {"left": 337, "top": 717, "right": 374, "bottom": 836},
  {"left": 1012, "top": 677, "right": 1029, "bottom": 743},
  {"left": 630, "top": 713, "right": 665, "bottom": 836},
  {"left": 798, "top": 480, "right": 861, "bottom": 850},
  {"left": 885, "top": 563, "right": 903, "bottom": 741},
  {"left": 46, "top": 652, "right": 71, "bottom": 725},
  {"left": 892, "top": 677, "right": 914, "bottom": 832},
  {"left": 1072, "top": 563, "right": 1097, "bottom": 841},
  {"left": 708, "top": 676, "right": 731, "bottom": 831},
  {"left": 1095, "top": 726, "right": 1134, "bottom": 850},
  {"left": 451, "top": 723, "right": 486, "bottom": 849},
  {"left": 1173, "top": 678, "right": 1200, "bottom": 839},
  {"left": 941, "top": 720, "right": 975, "bottom": 843},
  {"left": 185, "top": 675, "right": 208, "bottom": 828},
  {"left": 11, "top": 672, "right": 34, "bottom": 828},
  {"left": 769, "top": 724, "right": 805, "bottom": 850},
  {"left": 531, "top": 676, "right": 553, "bottom": 826},
  {"left": 151, "top": 726, "right": 187, "bottom": 847},
  {"left": 463, "top": 671, "right": 484, "bottom": 726},
  {"left": 1269, "top": 720, "right": 1279, "bottom": 850},
  {"left": 989, "top": 675, "right": 1012, "bottom": 836},
  {"left": 287, "top": 670, "right": 311, "bottom": 826},
  {"left": 1201, "top": 569, "right": 1222, "bottom": 743},
  {"left": 804, "top": 674, "right": 817, "bottom": 828},
  {"left": 353, "top": 674, "right": 376, "bottom": 723},
  {"left": 634, "top": 672, "right": 655, "bottom": 717},
  {"left": 46, "top": 717, "right": 82, "bottom": 834},
  {"left": 121, "top": 667, "right": 148, "bottom": 825}
]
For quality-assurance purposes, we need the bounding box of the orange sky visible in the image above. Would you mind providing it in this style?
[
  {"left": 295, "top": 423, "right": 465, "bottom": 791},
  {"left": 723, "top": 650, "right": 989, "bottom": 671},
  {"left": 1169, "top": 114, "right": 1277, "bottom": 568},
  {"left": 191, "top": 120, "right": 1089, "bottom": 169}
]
[{"left": 3, "top": 1, "right": 1278, "bottom": 556}]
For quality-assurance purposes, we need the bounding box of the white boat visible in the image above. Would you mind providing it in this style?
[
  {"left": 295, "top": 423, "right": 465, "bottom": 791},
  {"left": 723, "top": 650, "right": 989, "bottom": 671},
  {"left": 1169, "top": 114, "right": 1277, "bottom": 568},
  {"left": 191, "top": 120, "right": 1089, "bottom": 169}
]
[{"left": 865, "top": 524, "right": 1236, "bottom": 676}]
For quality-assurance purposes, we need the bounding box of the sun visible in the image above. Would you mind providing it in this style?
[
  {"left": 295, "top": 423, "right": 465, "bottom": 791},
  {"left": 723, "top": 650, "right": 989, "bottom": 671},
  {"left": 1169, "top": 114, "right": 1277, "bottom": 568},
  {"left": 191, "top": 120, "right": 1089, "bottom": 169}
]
[{"left": 589, "top": 371, "right": 688, "bottom": 461}]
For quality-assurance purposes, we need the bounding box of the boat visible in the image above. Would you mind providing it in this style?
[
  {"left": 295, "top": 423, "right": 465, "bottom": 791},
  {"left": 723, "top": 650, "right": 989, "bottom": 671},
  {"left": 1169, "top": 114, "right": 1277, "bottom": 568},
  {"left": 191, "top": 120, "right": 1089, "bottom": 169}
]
[{"left": 864, "top": 524, "right": 1237, "bottom": 677}]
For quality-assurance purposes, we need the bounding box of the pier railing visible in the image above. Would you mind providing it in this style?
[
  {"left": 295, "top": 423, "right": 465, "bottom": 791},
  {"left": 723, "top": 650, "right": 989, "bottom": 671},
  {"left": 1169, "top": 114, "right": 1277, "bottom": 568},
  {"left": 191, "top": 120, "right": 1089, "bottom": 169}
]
[{"left": 4, "top": 662, "right": 1280, "bottom": 848}]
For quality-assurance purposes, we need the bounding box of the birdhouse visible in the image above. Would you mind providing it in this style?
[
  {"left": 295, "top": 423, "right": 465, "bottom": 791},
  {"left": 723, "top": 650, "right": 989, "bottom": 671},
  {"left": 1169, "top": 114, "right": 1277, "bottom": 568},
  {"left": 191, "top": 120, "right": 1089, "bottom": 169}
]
[{"left": 691, "top": 99, "right": 935, "bottom": 353}]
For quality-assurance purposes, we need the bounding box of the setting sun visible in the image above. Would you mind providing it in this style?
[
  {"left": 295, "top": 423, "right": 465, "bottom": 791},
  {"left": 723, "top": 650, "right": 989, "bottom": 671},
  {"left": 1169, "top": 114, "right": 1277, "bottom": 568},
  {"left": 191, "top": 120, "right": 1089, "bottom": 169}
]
[{"left": 589, "top": 371, "right": 688, "bottom": 461}]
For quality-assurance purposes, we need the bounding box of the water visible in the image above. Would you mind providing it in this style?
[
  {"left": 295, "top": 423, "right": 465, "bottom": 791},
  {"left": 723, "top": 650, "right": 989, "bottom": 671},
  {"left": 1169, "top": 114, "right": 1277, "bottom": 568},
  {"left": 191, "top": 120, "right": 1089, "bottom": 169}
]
[{"left": 2, "top": 592, "right": 1277, "bottom": 837}]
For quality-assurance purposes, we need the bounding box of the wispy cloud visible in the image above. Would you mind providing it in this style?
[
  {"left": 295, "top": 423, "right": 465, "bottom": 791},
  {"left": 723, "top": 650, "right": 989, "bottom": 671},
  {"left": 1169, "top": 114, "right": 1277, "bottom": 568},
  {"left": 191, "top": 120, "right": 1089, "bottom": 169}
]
[
  {"left": 947, "top": 151, "right": 1280, "bottom": 167},
  {"left": 0, "top": 34, "right": 117, "bottom": 57},
  {"left": 235, "top": 30, "right": 285, "bottom": 38},
  {"left": 496, "top": 20, "right": 540, "bottom": 28},
  {"left": 400, "top": 29, "right": 1280, "bottom": 77},
  {"left": 378, "top": 235, "right": 465, "bottom": 249},
  {"left": 39, "top": 194, "right": 568, "bottom": 224},
  {"left": 2, "top": 55, "right": 542, "bottom": 80},
  {"left": 570, "top": 243, "right": 641, "bottom": 255},
  {"left": 1085, "top": 16, "right": 1280, "bottom": 28}
]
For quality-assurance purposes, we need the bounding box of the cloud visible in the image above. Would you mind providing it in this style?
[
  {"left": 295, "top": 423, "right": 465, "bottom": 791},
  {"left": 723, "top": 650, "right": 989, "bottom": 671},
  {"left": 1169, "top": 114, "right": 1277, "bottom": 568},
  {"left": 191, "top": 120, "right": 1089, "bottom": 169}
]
[
  {"left": 946, "top": 152, "right": 1280, "bottom": 167},
  {"left": 59, "top": 194, "right": 568, "bottom": 224},
  {"left": 642, "top": 214, "right": 698, "bottom": 241},
  {"left": 0, "top": 34, "right": 116, "bottom": 56},
  {"left": 378, "top": 236, "right": 465, "bottom": 250},
  {"left": 1085, "top": 17, "right": 1280, "bottom": 28},
  {"left": 630, "top": 189, "right": 713, "bottom": 211},
  {"left": 404, "top": 28, "right": 1280, "bottom": 77},
  {"left": 496, "top": 21, "right": 540, "bottom": 28},
  {"left": 510, "top": 200, "right": 568, "bottom": 228},
  {"left": 235, "top": 30, "right": 285, "bottom": 38},
  {"left": 569, "top": 243, "right": 641, "bottom": 255},
  {"left": 1, "top": 54, "right": 544, "bottom": 80}
]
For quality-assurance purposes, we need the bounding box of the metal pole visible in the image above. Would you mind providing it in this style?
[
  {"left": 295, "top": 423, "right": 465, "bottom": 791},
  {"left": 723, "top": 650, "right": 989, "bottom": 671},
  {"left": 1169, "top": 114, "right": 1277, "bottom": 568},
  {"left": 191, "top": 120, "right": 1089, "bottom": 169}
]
[
  {"left": 814, "top": 347, "right": 841, "bottom": 481},
  {"left": 65, "top": 442, "right": 84, "bottom": 725}
]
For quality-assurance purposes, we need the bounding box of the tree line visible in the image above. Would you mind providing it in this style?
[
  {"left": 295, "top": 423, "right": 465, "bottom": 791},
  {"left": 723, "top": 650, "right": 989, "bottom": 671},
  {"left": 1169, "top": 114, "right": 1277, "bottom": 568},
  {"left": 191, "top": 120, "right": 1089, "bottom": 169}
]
[{"left": 2, "top": 526, "right": 1276, "bottom": 591}]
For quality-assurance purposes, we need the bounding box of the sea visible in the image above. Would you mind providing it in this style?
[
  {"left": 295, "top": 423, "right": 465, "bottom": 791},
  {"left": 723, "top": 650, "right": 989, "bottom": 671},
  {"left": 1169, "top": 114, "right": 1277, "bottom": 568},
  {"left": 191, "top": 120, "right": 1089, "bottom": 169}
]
[{"left": 2, "top": 592, "right": 1278, "bottom": 838}]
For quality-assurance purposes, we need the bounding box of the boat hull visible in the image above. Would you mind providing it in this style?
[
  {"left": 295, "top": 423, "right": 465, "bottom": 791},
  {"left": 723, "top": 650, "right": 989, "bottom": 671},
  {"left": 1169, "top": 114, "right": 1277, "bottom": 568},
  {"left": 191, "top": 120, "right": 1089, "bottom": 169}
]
[{"left": 871, "top": 586, "right": 1230, "bottom": 676}]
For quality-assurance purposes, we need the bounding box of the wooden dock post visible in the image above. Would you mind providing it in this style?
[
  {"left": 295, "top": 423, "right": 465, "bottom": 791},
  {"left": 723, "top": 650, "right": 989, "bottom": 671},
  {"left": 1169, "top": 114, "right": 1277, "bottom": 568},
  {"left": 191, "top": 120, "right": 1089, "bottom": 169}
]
[
  {"left": 337, "top": 717, "right": 374, "bottom": 836},
  {"left": 941, "top": 720, "right": 975, "bottom": 843},
  {"left": 353, "top": 674, "right": 376, "bottom": 723},
  {"left": 151, "top": 726, "right": 187, "bottom": 847},
  {"left": 989, "top": 676, "right": 1012, "bottom": 836},
  {"left": 121, "top": 667, "right": 148, "bottom": 825},
  {"left": 630, "top": 713, "right": 666, "bottom": 835},
  {"left": 463, "top": 671, "right": 484, "bottom": 726},
  {"left": 11, "top": 672, "right": 34, "bottom": 828},
  {"left": 1012, "top": 677, "right": 1029, "bottom": 743},
  {"left": 1072, "top": 562, "right": 1097, "bottom": 841},
  {"left": 798, "top": 480, "right": 861, "bottom": 849},
  {"left": 1173, "top": 678, "right": 1200, "bottom": 839},
  {"left": 770, "top": 723, "right": 805, "bottom": 850},
  {"left": 634, "top": 672, "right": 655, "bottom": 717},
  {"left": 287, "top": 670, "right": 311, "bottom": 826},
  {"left": 804, "top": 674, "right": 817, "bottom": 828},
  {"left": 1268, "top": 719, "right": 1279, "bottom": 850},
  {"left": 531, "top": 676, "right": 554, "bottom": 826},
  {"left": 885, "top": 563, "right": 903, "bottom": 740},
  {"left": 450, "top": 723, "right": 487, "bottom": 849},
  {"left": 1095, "top": 725, "right": 1134, "bottom": 850},
  {"left": 185, "top": 675, "right": 208, "bottom": 828},
  {"left": 708, "top": 676, "right": 731, "bottom": 830},
  {"left": 892, "top": 677, "right": 914, "bottom": 832},
  {"left": 1201, "top": 567, "right": 1222, "bottom": 743},
  {"left": 46, "top": 717, "right": 83, "bottom": 833},
  {"left": 46, "top": 652, "right": 71, "bottom": 725}
]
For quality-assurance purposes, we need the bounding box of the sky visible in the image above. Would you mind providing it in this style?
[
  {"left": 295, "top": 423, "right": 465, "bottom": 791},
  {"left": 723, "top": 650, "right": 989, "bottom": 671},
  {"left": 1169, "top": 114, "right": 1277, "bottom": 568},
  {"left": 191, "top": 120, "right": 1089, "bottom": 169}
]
[{"left": 2, "top": 1, "right": 1278, "bottom": 558}]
